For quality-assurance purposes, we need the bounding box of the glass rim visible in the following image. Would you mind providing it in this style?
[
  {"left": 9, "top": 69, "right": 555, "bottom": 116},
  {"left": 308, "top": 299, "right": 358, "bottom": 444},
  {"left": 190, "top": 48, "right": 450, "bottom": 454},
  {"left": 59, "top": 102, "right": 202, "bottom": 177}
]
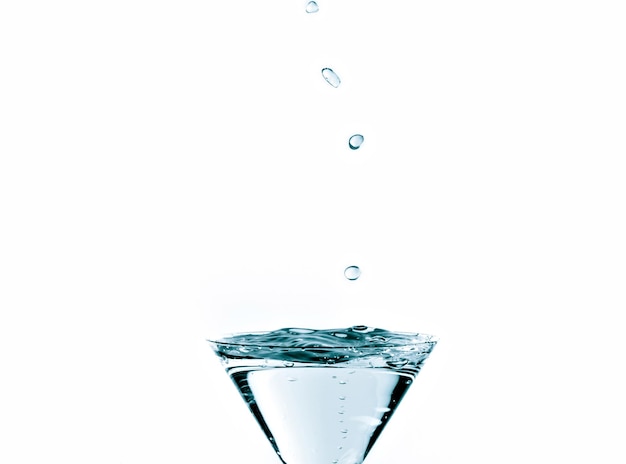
[{"left": 206, "top": 327, "right": 439, "bottom": 350}]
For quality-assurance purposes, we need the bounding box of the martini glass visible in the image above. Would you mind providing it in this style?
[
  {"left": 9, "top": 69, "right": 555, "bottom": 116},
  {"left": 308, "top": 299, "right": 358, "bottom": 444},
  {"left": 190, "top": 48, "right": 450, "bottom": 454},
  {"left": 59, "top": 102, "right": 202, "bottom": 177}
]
[{"left": 207, "top": 326, "right": 437, "bottom": 464}]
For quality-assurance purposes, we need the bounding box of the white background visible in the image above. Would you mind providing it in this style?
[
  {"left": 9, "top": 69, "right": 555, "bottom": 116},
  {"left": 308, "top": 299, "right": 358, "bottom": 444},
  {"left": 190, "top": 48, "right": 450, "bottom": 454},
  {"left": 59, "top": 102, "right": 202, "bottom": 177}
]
[{"left": 1, "top": 0, "right": 625, "bottom": 463}]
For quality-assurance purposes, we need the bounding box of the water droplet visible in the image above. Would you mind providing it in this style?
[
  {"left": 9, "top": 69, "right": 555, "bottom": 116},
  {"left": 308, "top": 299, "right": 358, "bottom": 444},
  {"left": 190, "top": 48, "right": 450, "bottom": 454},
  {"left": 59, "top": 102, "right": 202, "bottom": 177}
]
[
  {"left": 333, "top": 332, "right": 348, "bottom": 338},
  {"left": 305, "top": 1, "right": 319, "bottom": 13},
  {"left": 348, "top": 134, "right": 364, "bottom": 150},
  {"left": 331, "top": 375, "right": 337, "bottom": 379},
  {"left": 321, "top": 68, "right": 341, "bottom": 88},
  {"left": 287, "top": 377, "right": 297, "bottom": 382},
  {"left": 352, "top": 325, "right": 373, "bottom": 333},
  {"left": 405, "top": 379, "right": 412, "bottom": 385},
  {"left": 283, "top": 361, "right": 294, "bottom": 367},
  {"left": 339, "top": 395, "right": 346, "bottom": 400},
  {"left": 339, "top": 380, "right": 347, "bottom": 385},
  {"left": 344, "top": 266, "right": 361, "bottom": 280},
  {"left": 338, "top": 410, "right": 345, "bottom": 415},
  {"left": 340, "top": 428, "right": 348, "bottom": 434}
]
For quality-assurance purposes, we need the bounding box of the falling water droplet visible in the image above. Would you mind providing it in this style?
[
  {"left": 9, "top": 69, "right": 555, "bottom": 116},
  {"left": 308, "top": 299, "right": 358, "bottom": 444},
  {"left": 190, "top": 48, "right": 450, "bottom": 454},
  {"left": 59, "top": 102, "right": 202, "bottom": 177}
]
[
  {"left": 287, "top": 377, "right": 297, "bottom": 382},
  {"left": 344, "top": 266, "right": 361, "bottom": 280},
  {"left": 321, "top": 68, "right": 341, "bottom": 88},
  {"left": 339, "top": 380, "right": 347, "bottom": 385},
  {"left": 348, "top": 134, "right": 364, "bottom": 150},
  {"left": 352, "top": 325, "right": 373, "bottom": 333},
  {"left": 305, "top": 1, "right": 319, "bottom": 13},
  {"left": 283, "top": 361, "right": 294, "bottom": 367}
]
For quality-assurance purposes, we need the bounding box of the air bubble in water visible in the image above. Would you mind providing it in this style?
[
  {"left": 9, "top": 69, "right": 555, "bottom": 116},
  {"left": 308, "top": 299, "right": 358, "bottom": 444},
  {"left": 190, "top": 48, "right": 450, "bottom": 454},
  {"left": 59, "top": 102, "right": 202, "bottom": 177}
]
[
  {"left": 387, "top": 358, "right": 409, "bottom": 368},
  {"left": 352, "top": 325, "right": 374, "bottom": 333},
  {"left": 344, "top": 266, "right": 361, "bottom": 280},
  {"left": 305, "top": 1, "right": 319, "bottom": 13},
  {"left": 348, "top": 134, "right": 364, "bottom": 150},
  {"left": 321, "top": 68, "right": 341, "bottom": 88}
]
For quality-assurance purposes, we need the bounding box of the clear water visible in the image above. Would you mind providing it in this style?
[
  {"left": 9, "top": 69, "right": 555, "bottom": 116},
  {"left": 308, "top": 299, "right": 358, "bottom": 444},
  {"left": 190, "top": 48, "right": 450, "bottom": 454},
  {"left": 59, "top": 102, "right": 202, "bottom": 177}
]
[
  {"left": 305, "top": 1, "right": 319, "bottom": 14},
  {"left": 344, "top": 265, "right": 361, "bottom": 280},
  {"left": 209, "top": 327, "right": 437, "bottom": 464},
  {"left": 348, "top": 134, "right": 364, "bottom": 150},
  {"left": 321, "top": 68, "right": 341, "bottom": 88}
]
